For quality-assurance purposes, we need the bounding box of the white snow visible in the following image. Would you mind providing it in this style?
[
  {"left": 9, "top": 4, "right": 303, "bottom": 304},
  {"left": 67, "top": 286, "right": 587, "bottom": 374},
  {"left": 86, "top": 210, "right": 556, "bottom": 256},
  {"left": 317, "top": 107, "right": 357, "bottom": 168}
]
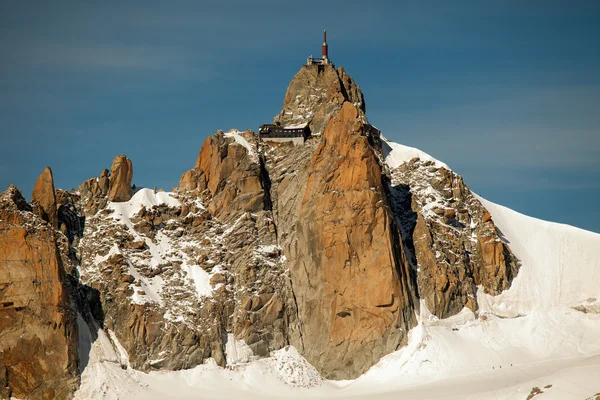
[
  {"left": 381, "top": 135, "right": 448, "bottom": 169},
  {"left": 76, "top": 138, "right": 600, "bottom": 399},
  {"left": 224, "top": 129, "right": 258, "bottom": 162},
  {"left": 224, "top": 334, "right": 255, "bottom": 365},
  {"left": 180, "top": 263, "right": 212, "bottom": 298},
  {"left": 108, "top": 329, "right": 131, "bottom": 369},
  {"left": 105, "top": 189, "right": 218, "bottom": 305},
  {"left": 255, "top": 244, "right": 281, "bottom": 255},
  {"left": 108, "top": 188, "right": 180, "bottom": 220},
  {"left": 265, "top": 346, "right": 324, "bottom": 388},
  {"left": 477, "top": 196, "right": 600, "bottom": 317},
  {"left": 107, "top": 188, "right": 180, "bottom": 235},
  {"left": 283, "top": 123, "right": 308, "bottom": 129}
]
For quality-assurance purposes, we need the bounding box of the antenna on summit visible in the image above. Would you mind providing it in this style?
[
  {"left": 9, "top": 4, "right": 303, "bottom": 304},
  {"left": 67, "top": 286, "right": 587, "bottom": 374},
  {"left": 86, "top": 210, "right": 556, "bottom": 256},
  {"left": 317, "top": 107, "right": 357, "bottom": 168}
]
[
  {"left": 322, "top": 29, "right": 330, "bottom": 64},
  {"left": 306, "top": 29, "right": 333, "bottom": 67}
]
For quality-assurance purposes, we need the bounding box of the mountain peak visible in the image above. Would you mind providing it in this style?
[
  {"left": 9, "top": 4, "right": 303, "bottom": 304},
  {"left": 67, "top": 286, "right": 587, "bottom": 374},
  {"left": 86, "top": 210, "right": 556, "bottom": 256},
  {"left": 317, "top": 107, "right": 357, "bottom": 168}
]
[{"left": 273, "top": 64, "right": 365, "bottom": 136}]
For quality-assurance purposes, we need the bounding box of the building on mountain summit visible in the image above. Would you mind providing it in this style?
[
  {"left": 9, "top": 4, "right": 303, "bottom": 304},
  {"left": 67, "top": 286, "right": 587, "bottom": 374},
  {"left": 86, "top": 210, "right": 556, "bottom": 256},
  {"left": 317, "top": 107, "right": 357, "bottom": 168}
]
[
  {"left": 259, "top": 29, "right": 365, "bottom": 145},
  {"left": 306, "top": 30, "right": 333, "bottom": 68},
  {"left": 258, "top": 30, "right": 334, "bottom": 145}
]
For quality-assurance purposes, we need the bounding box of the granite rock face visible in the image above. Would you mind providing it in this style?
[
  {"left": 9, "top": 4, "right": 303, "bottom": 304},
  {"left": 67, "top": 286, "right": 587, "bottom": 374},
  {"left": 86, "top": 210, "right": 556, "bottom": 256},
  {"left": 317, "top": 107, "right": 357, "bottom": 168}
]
[
  {"left": 79, "top": 157, "right": 133, "bottom": 216},
  {"left": 107, "top": 155, "right": 133, "bottom": 202},
  {"left": 32, "top": 166, "right": 58, "bottom": 229},
  {"left": 280, "top": 102, "right": 417, "bottom": 379},
  {"left": 388, "top": 157, "right": 519, "bottom": 319},
  {"left": 274, "top": 64, "right": 366, "bottom": 136},
  {"left": 179, "top": 130, "right": 266, "bottom": 219},
  {"left": 0, "top": 186, "right": 79, "bottom": 399}
]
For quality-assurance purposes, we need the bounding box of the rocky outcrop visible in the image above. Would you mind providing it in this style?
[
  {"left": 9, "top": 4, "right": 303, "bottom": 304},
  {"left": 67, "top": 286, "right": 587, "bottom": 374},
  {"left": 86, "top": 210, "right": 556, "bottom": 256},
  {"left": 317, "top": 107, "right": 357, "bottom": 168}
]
[
  {"left": 0, "top": 186, "right": 78, "bottom": 399},
  {"left": 179, "top": 131, "right": 266, "bottom": 219},
  {"left": 77, "top": 183, "right": 298, "bottom": 373},
  {"left": 274, "top": 65, "right": 366, "bottom": 136},
  {"left": 389, "top": 158, "right": 519, "bottom": 319},
  {"left": 78, "top": 158, "right": 132, "bottom": 215},
  {"left": 78, "top": 172, "right": 109, "bottom": 216},
  {"left": 78, "top": 203, "right": 222, "bottom": 372},
  {"left": 107, "top": 155, "right": 133, "bottom": 202},
  {"left": 32, "top": 166, "right": 58, "bottom": 229},
  {"left": 273, "top": 103, "right": 417, "bottom": 379},
  {"left": 98, "top": 168, "right": 110, "bottom": 195},
  {"left": 56, "top": 189, "right": 85, "bottom": 246},
  {"left": 172, "top": 68, "right": 519, "bottom": 379}
]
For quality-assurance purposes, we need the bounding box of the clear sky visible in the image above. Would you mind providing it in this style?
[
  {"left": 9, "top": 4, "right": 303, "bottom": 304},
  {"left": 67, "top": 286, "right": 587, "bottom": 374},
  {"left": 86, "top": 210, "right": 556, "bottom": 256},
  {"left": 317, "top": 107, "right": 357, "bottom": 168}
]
[{"left": 1, "top": 1, "right": 599, "bottom": 232}]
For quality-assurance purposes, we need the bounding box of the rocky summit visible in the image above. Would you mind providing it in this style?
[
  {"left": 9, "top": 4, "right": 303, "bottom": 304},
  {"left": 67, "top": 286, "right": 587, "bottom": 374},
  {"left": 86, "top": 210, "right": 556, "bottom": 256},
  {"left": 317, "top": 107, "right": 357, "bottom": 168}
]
[
  {"left": 274, "top": 64, "right": 365, "bottom": 136},
  {"left": 0, "top": 63, "right": 520, "bottom": 398}
]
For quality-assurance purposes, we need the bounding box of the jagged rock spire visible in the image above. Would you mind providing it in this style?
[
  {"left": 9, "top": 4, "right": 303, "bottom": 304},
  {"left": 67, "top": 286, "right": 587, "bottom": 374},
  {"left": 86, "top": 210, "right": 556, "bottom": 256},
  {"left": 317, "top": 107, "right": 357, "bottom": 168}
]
[
  {"left": 107, "top": 155, "right": 133, "bottom": 202},
  {"left": 32, "top": 166, "right": 58, "bottom": 228}
]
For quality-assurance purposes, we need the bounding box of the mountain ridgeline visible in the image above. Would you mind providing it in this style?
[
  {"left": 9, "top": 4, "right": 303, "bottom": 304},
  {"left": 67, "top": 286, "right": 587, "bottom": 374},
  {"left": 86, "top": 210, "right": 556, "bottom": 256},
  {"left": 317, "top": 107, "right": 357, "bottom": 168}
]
[{"left": 0, "top": 64, "right": 519, "bottom": 399}]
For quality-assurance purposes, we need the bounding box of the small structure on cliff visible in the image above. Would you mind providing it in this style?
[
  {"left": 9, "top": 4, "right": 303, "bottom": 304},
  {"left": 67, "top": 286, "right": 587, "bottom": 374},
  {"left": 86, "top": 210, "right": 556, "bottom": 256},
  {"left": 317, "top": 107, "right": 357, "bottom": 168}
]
[
  {"left": 258, "top": 122, "right": 310, "bottom": 145},
  {"left": 306, "top": 30, "right": 334, "bottom": 69},
  {"left": 260, "top": 29, "right": 370, "bottom": 144},
  {"left": 259, "top": 30, "right": 340, "bottom": 145}
]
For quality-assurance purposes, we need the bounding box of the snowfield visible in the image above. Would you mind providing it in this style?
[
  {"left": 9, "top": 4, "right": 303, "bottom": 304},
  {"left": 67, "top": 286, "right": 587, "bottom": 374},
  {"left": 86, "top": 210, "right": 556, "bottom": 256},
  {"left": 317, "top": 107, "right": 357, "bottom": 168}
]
[{"left": 76, "top": 141, "right": 600, "bottom": 400}]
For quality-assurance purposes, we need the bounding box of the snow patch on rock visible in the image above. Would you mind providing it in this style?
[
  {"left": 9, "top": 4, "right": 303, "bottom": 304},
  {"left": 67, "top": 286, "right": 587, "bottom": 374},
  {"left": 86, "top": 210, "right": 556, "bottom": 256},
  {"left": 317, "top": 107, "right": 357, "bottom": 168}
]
[
  {"left": 225, "top": 334, "right": 254, "bottom": 365},
  {"left": 382, "top": 135, "right": 448, "bottom": 169},
  {"left": 266, "top": 346, "right": 324, "bottom": 388},
  {"left": 224, "top": 129, "right": 258, "bottom": 163},
  {"left": 108, "top": 188, "right": 180, "bottom": 220}
]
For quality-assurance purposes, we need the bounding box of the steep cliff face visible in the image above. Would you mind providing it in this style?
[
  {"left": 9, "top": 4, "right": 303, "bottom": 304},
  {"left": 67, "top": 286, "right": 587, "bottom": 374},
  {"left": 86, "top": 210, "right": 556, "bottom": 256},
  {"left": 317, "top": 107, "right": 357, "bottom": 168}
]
[
  {"left": 179, "top": 130, "right": 266, "bottom": 219},
  {"left": 32, "top": 166, "right": 59, "bottom": 229},
  {"left": 274, "top": 65, "right": 365, "bottom": 135},
  {"left": 280, "top": 102, "right": 417, "bottom": 379},
  {"left": 107, "top": 155, "right": 133, "bottom": 202},
  {"left": 0, "top": 186, "right": 79, "bottom": 399}
]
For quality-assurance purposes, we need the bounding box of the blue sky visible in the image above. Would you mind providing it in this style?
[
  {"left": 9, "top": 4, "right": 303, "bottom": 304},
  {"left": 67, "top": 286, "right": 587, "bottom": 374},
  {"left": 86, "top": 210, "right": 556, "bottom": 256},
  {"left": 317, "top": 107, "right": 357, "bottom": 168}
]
[{"left": 1, "top": 1, "right": 599, "bottom": 232}]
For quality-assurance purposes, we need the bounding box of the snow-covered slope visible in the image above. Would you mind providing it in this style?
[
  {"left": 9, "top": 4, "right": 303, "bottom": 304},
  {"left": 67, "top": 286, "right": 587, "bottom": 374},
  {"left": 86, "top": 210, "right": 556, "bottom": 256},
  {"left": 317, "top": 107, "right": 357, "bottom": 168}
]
[
  {"left": 478, "top": 197, "right": 600, "bottom": 316},
  {"left": 382, "top": 135, "right": 448, "bottom": 169},
  {"left": 75, "top": 140, "right": 600, "bottom": 400}
]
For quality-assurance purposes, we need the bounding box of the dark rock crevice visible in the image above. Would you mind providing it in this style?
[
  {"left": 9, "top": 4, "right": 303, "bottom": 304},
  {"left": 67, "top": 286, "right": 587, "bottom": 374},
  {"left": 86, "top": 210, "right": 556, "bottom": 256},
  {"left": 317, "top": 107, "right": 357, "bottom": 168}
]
[{"left": 259, "top": 154, "right": 273, "bottom": 212}]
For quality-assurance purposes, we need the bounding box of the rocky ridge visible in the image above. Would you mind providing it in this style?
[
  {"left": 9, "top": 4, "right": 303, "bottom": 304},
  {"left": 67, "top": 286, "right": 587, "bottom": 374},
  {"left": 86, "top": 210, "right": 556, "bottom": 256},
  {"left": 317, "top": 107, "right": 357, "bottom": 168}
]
[
  {"left": 0, "top": 63, "right": 520, "bottom": 398},
  {"left": 387, "top": 153, "right": 519, "bottom": 319}
]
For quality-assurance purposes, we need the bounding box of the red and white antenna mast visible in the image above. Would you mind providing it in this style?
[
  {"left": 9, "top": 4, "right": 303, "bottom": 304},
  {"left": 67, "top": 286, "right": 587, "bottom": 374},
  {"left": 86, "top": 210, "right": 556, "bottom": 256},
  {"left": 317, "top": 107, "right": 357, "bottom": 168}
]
[{"left": 322, "top": 29, "right": 329, "bottom": 60}]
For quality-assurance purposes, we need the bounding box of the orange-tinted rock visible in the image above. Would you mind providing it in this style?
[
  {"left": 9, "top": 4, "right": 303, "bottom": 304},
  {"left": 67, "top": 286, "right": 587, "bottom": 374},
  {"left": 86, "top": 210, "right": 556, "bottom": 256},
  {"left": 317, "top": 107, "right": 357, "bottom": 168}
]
[
  {"left": 476, "top": 231, "right": 516, "bottom": 294},
  {"left": 287, "top": 102, "right": 416, "bottom": 379},
  {"left": 31, "top": 166, "right": 58, "bottom": 229},
  {"left": 482, "top": 211, "right": 492, "bottom": 223},
  {"left": 98, "top": 168, "right": 110, "bottom": 195},
  {"left": 274, "top": 64, "right": 365, "bottom": 136},
  {"left": 179, "top": 132, "right": 265, "bottom": 218},
  {"left": 179, "top": 169, "right": 202, "bottom": 192},
  {"left": 389, "top": 159, "right": 519, "bottom": 319},
  {"left": 0, "top": 186, "right": 78, "bottom": 399},
  {"left": 107, "top": 155, "right": 133, "bottom": 202}
]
